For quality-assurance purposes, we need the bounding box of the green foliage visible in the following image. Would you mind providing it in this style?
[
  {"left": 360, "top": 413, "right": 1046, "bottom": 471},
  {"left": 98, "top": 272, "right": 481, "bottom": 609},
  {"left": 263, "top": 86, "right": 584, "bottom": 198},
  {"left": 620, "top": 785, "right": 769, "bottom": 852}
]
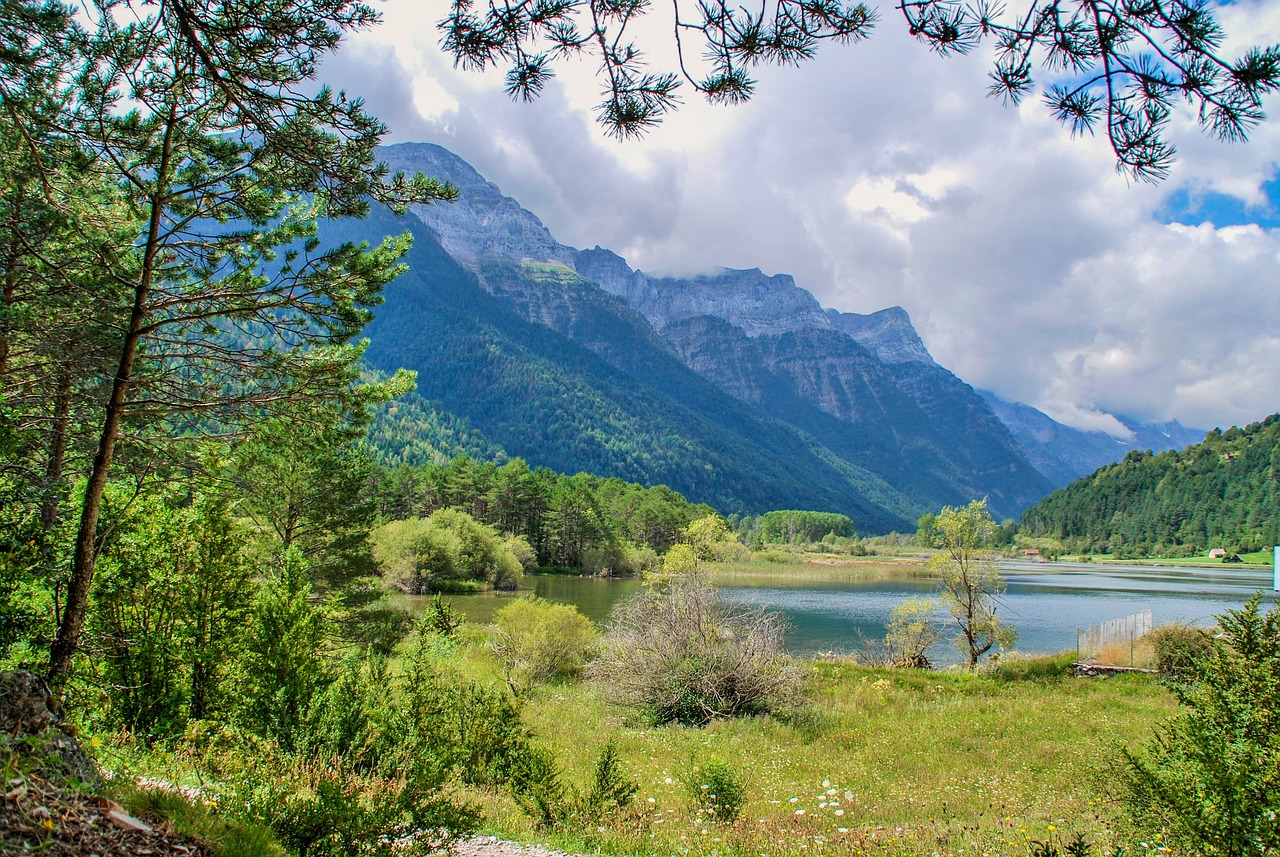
[
  {"left": 421, "top": 594, "right": 465, "bottom": 638},
  {"left": 687, "top": 756, "right": 747, "bottom": 823},
  {"left": 885, "top": 596, "right": 942, "bottom": 668},
  {"left": 1146, "top": 623, "right": 1214, "bottom": 680},
  {"left": 929, "top": 500, "right": 1017, "bottom": 668},
  {"left": 1123, "top": 596, "right": 1280, "bottom": 856},
  {"left": 369, "top": 508, "right": 522, "bottom": 593},
  {"left": 509, "top": 739, "right": 639, "bottom": 830},
  {"left": 591, "top": 574, "right": 805, "bottom": 725},
  {"left": 681, "top": 514, "right": 744, "bottom": 561},
  {"left": 205, "top": 735, "right": 476, "bottom": 857},
  {"left": 90, "top": 486, "right": 255, "bottom": 733},
  {"left": 656, "top": 543, "right": 700, "bottom": 582},
  {"left": 241, "top": 548, "right": 327, "bottom": 749},
  {"left": 760, "top": 510, "right": 855, "bottom": 545},
  {"left": 1021, "top": 415, "right": 1280, "bottom": 557},
  {"left": 400, "top": 646, "right": 534, "bottom": 788},
  {"left": 490, "top": 598, "right": 598, "bottom": 693}
]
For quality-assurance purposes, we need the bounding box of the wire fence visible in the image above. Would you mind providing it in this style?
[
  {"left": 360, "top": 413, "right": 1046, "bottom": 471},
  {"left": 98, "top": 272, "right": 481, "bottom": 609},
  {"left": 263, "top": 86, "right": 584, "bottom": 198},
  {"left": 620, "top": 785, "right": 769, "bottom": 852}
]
[{"left": 1076, "top": 610, "right": 1153, "bottom": 665}]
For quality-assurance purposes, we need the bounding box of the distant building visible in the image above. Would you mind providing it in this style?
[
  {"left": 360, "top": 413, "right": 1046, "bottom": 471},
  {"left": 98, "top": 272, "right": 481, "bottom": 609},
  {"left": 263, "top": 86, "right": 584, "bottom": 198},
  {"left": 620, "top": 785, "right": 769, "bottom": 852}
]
[{"left": 1209, "top": 548, "right": 1227, "bottom": 559}]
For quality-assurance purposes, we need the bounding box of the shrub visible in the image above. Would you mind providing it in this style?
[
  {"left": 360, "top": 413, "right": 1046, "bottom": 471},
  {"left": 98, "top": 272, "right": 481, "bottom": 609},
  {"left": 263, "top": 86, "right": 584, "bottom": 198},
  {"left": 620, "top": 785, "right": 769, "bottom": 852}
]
[
  {"left": 510, "top": 739, "right": 639, "bottom": 830},
  {"left": 1146, "top": 622, "right": 1213, "bottom": 679},
  {"left": 228, "top": 749, "right": 477, "bottom": 857},
  {"left": 420, "top": 594, "right": 464, "bottom": 638},
  {"left": 687, "top": 756, "right": 747, "bottom": 823},
  {"left": 490, "top": 598, "right": 598, "bottom": 693},
  {"left": 884, "top": 596, "right": 942, "bottom": 668},
  {"left": 369, "top": 510, "right": 522, "bottom": 593},
  {"left": 590, "top": 574, "right": 805, "bottom": 725},
  {"left": 1123, "top": 596, "right": 1280, "bottom": 856}
]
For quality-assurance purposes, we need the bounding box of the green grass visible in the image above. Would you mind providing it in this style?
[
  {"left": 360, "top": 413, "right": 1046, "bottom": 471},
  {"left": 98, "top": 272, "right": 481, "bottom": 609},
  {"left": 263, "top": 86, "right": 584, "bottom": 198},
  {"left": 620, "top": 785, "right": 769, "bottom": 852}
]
[
  {"left": 463, "top": 653, "right": 1175, "bottom": 857},
  {"left": 117, "top": 782, "right": 288, "bottom": 857}
]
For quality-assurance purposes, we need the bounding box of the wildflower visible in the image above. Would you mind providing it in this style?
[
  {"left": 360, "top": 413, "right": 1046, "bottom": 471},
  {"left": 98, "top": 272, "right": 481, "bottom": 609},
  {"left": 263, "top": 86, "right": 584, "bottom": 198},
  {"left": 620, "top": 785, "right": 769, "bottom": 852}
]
[
  {"left": 42, "top": 819, "right": 53, "bottom": 832},
  {"left": 822, "top": 780, "right": 831, "bottom": 788}
]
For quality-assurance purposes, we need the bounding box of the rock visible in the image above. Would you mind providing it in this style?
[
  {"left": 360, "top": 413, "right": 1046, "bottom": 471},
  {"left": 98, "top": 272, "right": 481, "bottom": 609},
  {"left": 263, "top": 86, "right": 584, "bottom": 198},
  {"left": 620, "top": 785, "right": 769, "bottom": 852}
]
[
  {"left": 0, "top": 670, "right": 58, "bottom": 735},
  {"left": 0, "top": 670, "right": 100, "bottom": 788}
]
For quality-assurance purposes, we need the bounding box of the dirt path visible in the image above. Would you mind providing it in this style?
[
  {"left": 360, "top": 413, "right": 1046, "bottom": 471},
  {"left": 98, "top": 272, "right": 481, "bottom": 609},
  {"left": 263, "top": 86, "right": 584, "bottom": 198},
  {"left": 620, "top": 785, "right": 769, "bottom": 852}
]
[{"left": 453, "top": 834, "right": 583, "bottom": 857}]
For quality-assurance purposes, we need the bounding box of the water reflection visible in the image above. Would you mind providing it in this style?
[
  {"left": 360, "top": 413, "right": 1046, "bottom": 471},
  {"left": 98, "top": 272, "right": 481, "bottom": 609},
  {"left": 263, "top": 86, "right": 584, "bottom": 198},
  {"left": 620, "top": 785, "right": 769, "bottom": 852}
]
[{"left": 423, "top": 564, "right": 1278, "bottom": 664}]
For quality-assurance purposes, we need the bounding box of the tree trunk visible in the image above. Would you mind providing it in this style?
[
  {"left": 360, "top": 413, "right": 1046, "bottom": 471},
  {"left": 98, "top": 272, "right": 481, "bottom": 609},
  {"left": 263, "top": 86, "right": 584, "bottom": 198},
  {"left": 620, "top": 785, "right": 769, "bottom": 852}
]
[
  {"left": 45, "top": 291, "right": 146, "bottom": 687},
  {"left": 38, "top": 350, "right": 76, "bottom": 534},
  {"left": 46, "top": 108, "right": 177, "bottom": 688}
]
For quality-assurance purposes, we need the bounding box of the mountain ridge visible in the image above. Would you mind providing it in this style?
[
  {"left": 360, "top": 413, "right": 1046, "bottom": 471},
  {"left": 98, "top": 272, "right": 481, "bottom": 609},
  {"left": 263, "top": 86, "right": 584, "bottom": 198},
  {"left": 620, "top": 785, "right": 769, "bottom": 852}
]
[{"left": 357, "top": 141, "right": 1204, "bottom": 524}]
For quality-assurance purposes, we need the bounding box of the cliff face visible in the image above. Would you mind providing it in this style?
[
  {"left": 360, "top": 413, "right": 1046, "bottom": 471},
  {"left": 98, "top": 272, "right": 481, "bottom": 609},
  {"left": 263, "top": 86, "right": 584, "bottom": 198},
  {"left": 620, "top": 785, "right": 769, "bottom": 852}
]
[{"left": 360, "top": 141, "right": 1174, "bottom": 523}]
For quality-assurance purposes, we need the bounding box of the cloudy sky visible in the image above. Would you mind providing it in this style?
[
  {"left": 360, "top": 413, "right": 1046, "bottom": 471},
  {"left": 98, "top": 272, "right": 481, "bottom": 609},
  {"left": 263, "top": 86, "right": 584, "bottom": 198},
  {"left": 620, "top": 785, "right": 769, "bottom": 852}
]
[{"left": 325, "top": 0, "right": 1280, "bottom": 435}]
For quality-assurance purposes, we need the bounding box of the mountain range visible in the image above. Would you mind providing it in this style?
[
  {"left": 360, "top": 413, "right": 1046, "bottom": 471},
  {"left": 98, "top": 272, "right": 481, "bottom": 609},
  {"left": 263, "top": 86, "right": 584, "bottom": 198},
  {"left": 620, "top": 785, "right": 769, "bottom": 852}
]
[{"left": 347, "top": 142, "right": 1205, "bottom": 532}]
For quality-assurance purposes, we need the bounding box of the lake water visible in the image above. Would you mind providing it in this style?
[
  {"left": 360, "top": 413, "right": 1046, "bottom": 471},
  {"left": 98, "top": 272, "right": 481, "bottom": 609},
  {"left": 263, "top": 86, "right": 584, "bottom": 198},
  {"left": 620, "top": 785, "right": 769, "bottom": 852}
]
[{"left": 430, "top": 562, "right": 1279, "bottom": 664}]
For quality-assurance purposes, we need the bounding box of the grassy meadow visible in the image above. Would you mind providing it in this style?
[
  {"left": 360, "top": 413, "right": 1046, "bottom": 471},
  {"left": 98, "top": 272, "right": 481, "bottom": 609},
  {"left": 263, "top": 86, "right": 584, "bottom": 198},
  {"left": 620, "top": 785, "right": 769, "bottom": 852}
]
[
  {"left": 101, "top": 557, "right": 1186, "bottom": 857},
  {"left": 454, "top": 649, "right": 1175, "bottom": 857}
]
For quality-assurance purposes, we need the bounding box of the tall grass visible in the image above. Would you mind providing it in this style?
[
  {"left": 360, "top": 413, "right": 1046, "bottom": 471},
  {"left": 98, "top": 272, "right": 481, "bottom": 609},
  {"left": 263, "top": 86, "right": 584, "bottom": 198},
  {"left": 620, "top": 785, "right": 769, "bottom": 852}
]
[{"left": 464, "top": 654, "right": 1175, "bottom": 857}]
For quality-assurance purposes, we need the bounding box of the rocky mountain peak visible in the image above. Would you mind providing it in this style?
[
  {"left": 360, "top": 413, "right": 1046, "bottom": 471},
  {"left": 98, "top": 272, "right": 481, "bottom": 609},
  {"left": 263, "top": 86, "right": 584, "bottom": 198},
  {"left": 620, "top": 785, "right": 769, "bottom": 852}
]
[
  {"left": 827, "top": 306, "right": 936, "bottom": 365},
  {"left": 380, "top": 142, "right": 575, "bottom": 268}
]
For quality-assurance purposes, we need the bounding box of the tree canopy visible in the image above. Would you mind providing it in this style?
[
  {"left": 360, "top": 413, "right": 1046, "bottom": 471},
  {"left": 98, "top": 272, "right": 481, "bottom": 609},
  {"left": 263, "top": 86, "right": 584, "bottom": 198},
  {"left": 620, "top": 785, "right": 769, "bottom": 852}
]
[
  {"left": 439, "top": 0, "right": 1279, "bottom": 179},
  {"left": 0, "top": 0, "right": 454, "bottom": 685}
]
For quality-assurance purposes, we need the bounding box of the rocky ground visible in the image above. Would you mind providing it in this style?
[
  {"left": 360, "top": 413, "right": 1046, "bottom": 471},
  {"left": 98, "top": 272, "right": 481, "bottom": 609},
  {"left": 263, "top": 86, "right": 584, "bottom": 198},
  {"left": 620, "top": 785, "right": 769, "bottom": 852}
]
[
  {"left": 453, "top": 835, "right": 580, "bottom": 857},
  {"left": 1, "top": 768, "right": 212, "bottom": 856}
]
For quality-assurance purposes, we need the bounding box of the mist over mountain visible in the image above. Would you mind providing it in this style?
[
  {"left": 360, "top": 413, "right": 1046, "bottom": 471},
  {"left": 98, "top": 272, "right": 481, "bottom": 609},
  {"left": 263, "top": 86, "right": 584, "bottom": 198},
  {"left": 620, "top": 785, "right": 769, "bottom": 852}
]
[
  {"left": 352, "top": 142, "right": 1201, "bottom": 528},
  {"left": 979, "top": 391, "right": 1207, "bottom": 487}
]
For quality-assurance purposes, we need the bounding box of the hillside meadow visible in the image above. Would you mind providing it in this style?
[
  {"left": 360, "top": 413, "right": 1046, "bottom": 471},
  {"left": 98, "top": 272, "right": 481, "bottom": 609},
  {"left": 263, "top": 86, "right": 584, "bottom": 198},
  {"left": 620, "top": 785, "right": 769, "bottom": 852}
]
[{"left": 104, "top": 609, "right": 1177, "bottom": 857}]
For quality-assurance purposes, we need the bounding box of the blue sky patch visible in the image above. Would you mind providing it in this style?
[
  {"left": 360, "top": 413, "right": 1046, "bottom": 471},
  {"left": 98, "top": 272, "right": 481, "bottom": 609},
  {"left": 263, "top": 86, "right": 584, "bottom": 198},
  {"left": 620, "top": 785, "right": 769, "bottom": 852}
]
[{"left": 1158, "top": 172, "right": 1280, "bottom": 228}]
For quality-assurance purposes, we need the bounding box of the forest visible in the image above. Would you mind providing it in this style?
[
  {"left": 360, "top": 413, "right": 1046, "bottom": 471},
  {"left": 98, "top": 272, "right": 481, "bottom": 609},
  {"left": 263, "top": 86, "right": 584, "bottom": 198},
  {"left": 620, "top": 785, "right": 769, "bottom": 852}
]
[{"left": 1019, "top": 413, "right": 1280, "bottom": 557}]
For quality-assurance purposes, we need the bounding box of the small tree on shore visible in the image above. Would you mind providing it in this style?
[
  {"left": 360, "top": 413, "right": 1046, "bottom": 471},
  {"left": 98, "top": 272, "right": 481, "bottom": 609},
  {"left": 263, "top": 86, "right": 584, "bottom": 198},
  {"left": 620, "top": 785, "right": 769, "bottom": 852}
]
[
  {"left": 930, "top": 500, "right": 1016, "bottom": 669},
  {"left": 885, "top": 596, "right": 942, "bottom": 668}
]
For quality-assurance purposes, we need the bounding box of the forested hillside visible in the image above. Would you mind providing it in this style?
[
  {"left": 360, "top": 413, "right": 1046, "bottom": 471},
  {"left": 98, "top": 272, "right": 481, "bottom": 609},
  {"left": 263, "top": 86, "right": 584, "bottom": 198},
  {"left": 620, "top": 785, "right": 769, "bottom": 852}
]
[
  {"left": 1019, "top": 414, "right": 1280, "bottom": 556},
  {"left": 340, "top": 203, "right": 924, "bottom": 532}
]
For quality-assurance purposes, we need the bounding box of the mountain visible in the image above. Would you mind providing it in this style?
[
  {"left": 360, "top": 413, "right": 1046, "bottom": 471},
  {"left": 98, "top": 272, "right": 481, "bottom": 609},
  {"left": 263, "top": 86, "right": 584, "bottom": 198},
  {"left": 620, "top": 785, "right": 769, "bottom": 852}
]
[
  {"left": 979, "top": 391, "right": 1208, "bottom": 486},
  {"left": 354, "top": 142, "right": 1060, "bottom": 528},
  {"left": 1020, "top": 414, "right": 1280, "bottom": 555}
]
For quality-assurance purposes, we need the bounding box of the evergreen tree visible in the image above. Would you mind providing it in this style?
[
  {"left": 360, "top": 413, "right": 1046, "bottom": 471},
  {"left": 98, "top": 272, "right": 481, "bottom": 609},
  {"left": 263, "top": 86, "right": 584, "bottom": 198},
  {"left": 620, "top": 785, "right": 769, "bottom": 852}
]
[
  {"left": 1, "top": 0, "right": 457, "bottom": 686},
  {"left": 439, "top": 0, "right": 1278, "bottom": 177}
]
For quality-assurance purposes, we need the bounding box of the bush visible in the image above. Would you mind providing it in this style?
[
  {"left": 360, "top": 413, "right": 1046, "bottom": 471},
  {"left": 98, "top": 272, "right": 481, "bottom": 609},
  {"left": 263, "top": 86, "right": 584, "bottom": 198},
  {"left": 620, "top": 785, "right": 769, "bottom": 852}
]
[
  {"left": 490, "top": 598, "right": 597, "bottom": 693},
  {"left": 1123, "top": 596, "right": 1280, "bottom": 856},
  {"left": 687, "top": 756, "right": 747, "bottom": 823},
  {"left": 510, "top": 739, "right": 639, "bottom": 830},
  {"left": 1146, "top": 622, "right": 1213, "bottom": 679},
  {"left": 369, "top": 510, "right": 522, "bottom": 594},
  {"left": 590, "top": 574, "right": 805, "bottom": 725},
  {"left": 420, "top": 594, "right": 464, "bottom": 638},
  {"left": 884, "top": 596, "right": 941, "bottom": 668}
]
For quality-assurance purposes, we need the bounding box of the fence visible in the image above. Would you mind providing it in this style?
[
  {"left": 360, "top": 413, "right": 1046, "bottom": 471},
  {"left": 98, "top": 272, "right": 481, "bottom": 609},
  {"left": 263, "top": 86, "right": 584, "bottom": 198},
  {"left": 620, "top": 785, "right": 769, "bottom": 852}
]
[{"left": 1076, "top": 610, "right": 1153, "bottom": 665}]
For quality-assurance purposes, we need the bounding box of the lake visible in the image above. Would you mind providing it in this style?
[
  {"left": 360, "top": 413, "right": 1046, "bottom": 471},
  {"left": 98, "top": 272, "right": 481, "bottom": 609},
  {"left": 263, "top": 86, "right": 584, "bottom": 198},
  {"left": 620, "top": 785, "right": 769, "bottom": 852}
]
[{"left": 427, "top": 561, "right": 1279, "bottom": 664}]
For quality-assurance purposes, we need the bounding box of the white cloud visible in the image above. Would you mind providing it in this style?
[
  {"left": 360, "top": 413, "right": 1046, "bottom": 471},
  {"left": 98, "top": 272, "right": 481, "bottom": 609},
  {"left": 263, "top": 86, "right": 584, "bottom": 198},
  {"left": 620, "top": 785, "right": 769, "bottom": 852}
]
[{"left": 325, "top": 0, "right": 1280, "bottom": 433}]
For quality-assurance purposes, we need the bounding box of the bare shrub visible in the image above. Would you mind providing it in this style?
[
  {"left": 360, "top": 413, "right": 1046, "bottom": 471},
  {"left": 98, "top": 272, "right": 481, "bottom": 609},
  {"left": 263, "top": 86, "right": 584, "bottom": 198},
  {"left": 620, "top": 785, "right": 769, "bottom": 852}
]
[{"left": 590, "top": 575, "right": 805, "bottom": 725}]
